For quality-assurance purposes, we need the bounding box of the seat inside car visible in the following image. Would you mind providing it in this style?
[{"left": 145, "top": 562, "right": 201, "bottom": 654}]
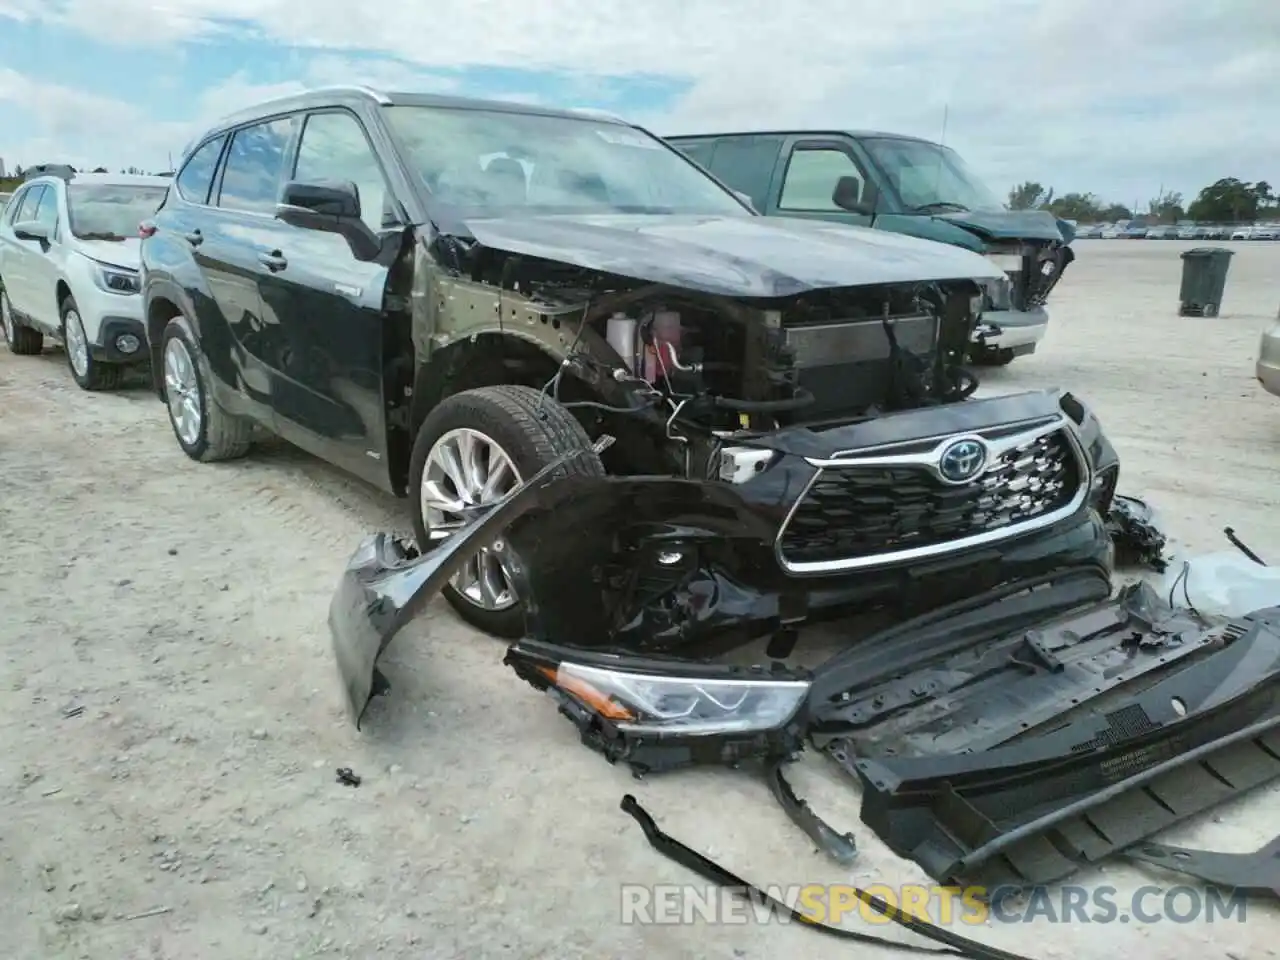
[{"left": 481, "top": 157, "right": 528, "bottom": 204}]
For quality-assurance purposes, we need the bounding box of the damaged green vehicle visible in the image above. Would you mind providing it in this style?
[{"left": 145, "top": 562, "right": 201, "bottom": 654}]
[{"left": 667, "top": 131, "right": 1076, "bottom": 366}]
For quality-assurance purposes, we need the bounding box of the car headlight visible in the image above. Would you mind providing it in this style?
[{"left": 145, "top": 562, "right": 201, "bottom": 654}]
[
  {"left": 984, "top": 253, "right": 1023, "bottom": 274},
  {"left": 541, "top": 662, "right": 810, "bottom": 735},
  {"left": 1090, "top": 463, "right": 1118, "bottom": 514},
  {"left": 91, "top": 262, "right": 141, "bottom": 294}
]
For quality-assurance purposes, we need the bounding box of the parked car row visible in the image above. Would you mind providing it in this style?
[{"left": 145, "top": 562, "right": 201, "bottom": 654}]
[
  {"left": 1, "top": 84, "right": 1119, "bottom": 636},
  {"left": 1076, "top": 221, "right": 1278, "bottom": 240}
]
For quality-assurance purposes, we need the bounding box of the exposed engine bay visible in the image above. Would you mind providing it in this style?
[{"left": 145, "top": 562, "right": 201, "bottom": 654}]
[{"left": 438, "top": 236, "right": 986, "bottom": 480}]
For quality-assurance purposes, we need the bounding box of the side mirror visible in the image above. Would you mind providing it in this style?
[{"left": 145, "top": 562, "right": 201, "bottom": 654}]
[
  {"left": 14, "top": 220, "right": 51, "bottom": 243},
  {"left": 832, "top": 176, "right": 875, "bottom": 215},
  {"left": 275, "top": 180, "right": 381, "bottom": 261},
  {"left": 732, "top": 190, "right": 759, "bottom": 214}
]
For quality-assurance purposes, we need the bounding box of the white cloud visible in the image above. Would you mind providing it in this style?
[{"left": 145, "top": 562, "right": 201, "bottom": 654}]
[
  {"left": 0, "top": 68, "right": 195, "bottom": 171},
  {"left": 3, "top": 0, "right": 1278, "bottom": 199}
]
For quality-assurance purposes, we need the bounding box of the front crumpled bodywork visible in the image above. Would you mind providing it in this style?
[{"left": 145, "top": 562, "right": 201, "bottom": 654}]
[
  {"left": 331, "top": 433, "right": 1113, "bottom": 730},
  {"left": 1104, "top": 494, "right": 1169, "bottom": 571},
  {"left": 934, "top": 209, "right": 1072, "bottom": 244},
  {"left": 330, "top": 459, "right": 1280, "bottom": 897},
  {"left": 458, "top": 212, "right": 1006, "bottom": 298}
]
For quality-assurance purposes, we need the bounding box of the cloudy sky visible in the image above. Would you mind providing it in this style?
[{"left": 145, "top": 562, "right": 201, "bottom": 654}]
[{"left": 1, "top": 0, "right": 1276, "bottom": 207}]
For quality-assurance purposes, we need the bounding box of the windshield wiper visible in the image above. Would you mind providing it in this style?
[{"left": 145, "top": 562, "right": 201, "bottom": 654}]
[
  {"left": 911, "top": 201, "right": 969, "bottom": 214},
  {"left": 76, "top": 231, "right": 129, "bottom": 241}
]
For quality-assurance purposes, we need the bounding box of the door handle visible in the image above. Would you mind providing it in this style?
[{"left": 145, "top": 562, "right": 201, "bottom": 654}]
[
  {"left": 258, "top": 251, "right": 287, "bottom": 272},
  {"left": 183, "top": 229, "right": 203, "bottom": 246}
]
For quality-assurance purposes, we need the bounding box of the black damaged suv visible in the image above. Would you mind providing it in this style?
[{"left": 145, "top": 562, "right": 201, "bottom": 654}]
[{"left": 140, "top": 85, "right": 1118, "bottom": 641}]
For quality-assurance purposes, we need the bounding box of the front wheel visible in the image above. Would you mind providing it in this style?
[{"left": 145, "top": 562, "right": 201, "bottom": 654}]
[
  {"left": 408, "top": 385, "right": 605, "bottom": 638},
  {"left": 62, "top": 297, "right": 124, "bottom": 391}
]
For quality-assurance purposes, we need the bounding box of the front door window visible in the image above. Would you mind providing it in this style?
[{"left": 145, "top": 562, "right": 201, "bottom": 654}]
[{"left": 779, "top": 147, "right": 868, "bottom": 212}]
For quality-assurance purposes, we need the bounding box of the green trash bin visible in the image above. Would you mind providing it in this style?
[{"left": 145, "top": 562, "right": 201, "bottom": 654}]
[{"left": 1178, "top": 247, "right": 1234, "bottom": 317}]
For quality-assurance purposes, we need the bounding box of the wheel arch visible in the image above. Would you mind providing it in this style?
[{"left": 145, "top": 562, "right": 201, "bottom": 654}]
[
  {"left": 143, "top": 280, "right": 195, "bottom": 398},
  {"left": 55, "top": 279, "right": 73, "bottom": 316},
  {"left": 407, "top": 331, "right": 563, "bottom": 450}
]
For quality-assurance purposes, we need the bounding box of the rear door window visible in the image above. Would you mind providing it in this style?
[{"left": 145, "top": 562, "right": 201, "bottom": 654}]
[
  {"left": 675, "top": 141, "right": 715, "bottom": 169},
  {"left": 217, "top": 117, "right": 296, "bottom": 215},
  {"left": 705, "top": 136, "right": 783, "bottom": 210},
  {"left": 175, "top": 135, "right": 227, "bottom": 204}
]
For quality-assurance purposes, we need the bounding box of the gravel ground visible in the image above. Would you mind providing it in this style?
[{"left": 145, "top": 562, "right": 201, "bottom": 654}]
[{"left": 2, "top": 239, "right": 1279, "bottom": 960}]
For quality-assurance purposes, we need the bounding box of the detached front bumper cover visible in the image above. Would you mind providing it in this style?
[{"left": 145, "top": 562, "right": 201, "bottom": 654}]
[{"left": 329, "top": 452, "right": 598, "bottom": 727}]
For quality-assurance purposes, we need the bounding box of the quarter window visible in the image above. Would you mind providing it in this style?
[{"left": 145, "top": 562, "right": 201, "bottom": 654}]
[
  {"left": 779, "top": 147, "right": 868, "bottom": 212},
  {"left": 217, "top": 117, "right": 295, "bottom": 214},
  {"left": 176, "top": 135, "right": 226, "bottom": 204},
  {"left": 293, "top": 111, "right": 393, "bottom": 231}
]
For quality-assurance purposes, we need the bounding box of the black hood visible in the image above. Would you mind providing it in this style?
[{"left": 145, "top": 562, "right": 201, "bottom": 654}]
[{"left": 460, "top": 213, "right": 1004, "bottom": 298}]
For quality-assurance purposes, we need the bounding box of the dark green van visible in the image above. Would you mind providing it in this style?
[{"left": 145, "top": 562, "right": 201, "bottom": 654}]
[{"left": 666, "top": 131, "right": 1076, "bottom": 365}]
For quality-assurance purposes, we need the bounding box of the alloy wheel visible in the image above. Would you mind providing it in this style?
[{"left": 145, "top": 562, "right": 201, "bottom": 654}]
[
  {"left": 64, "top": 309, "right": 89, "bottom": 376},
  {"left": 419, "top": 427, "right": 523, "bottom": 610},
  {"left": 1, "top": 291, "right": 12, "bottom": 345},
  {"left": 163, "top": 337, "right": 202, "bottom": 447}
]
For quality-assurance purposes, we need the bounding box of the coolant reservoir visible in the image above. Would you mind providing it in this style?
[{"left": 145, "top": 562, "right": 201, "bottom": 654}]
[
  {"left": 643, "top": 310, "right": 682, "bottom": 381},
  {"left": 606, "top": 312, "right": 638, "bottom": 373}
]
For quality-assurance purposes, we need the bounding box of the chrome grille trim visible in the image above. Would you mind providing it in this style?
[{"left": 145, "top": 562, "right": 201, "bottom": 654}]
[{"left": 775, "top": 416, "right": 1091, "bottom": 576}]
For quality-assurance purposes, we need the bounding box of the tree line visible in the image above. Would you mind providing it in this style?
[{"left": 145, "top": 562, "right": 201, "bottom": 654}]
[{"left": 1007, "top": 178, "right": 1277, "bottom": 224}]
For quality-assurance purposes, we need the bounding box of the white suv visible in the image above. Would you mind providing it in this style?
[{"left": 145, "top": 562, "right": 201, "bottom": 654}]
[{"left": 0, "top": 171, "right": 170, "bottom": 389}]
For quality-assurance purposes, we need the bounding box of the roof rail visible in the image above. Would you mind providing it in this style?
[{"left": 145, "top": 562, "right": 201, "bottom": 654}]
[
  {"left": 569, "top": 106, "right": 626, "bottom": 123},
  {"left": 206, "top": 84, "right": 393, "bottom": 133},
  {"left": 300, "top": 84, "right": 392, "bottom": 105}
]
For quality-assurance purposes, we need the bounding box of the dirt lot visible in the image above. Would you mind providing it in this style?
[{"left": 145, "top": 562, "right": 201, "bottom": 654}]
[{"left": 3, "top": 239, "right": 1279, "bottom": 960}]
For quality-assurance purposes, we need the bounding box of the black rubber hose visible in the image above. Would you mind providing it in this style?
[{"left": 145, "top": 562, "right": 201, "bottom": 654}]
[{"left": 711, "top": 387, "right": 815, "bottom": 413}]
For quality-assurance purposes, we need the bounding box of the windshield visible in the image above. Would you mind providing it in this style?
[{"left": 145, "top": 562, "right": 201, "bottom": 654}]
[
  {"left": 383, "top": 105, "right": 751, "bottom": 217},
  {"left": 861, "top": 137, "right": 1003, "bottom": 212},
  {"left": 67, "top": 183, "right": 169, "bottom": 240}
]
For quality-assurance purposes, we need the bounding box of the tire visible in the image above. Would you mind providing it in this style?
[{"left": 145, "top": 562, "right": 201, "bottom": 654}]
[
  {"left": 159, "top": 315, "right": 252, "bottom": 462},
  {"left": 1, "top": 287, "right": 44, "bottom": 356},
  {"left": 408, "top": 384, "right": 605, "bottom": 638},
  {"left": 61, "top": 296, "right": 124, "bottom": 391},
  {"left": 970, "top": 345, "right": 1016, "bottom": 367}
]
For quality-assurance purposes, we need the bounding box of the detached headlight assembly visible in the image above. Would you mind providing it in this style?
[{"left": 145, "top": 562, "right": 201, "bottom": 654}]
[
  {"left": 541, "top": 662, "right": 810, "bottom": 736},
  {"left": 91, "top": 261, "right": 141, "bottom": 294},
  {"left": 984, "top": 252, "right": 1023, "bottom": 274}
]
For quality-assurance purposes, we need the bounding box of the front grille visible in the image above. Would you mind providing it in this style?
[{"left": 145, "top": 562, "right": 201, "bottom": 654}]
[{"left": 779, "top": 427, "right": 1082, "bottom": 569}]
